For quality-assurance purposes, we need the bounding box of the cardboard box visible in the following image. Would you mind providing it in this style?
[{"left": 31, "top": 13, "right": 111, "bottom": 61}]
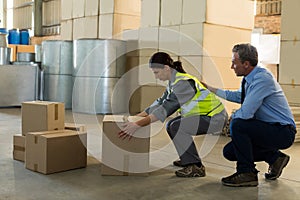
[
  {"left": 61, "top": 0, "right": 73, "bottom": 20},
  {"left": 203, "top": 23, "right": 252, "bottom": 58},
  {"left": 25, "top": 130, "right": 87, "bottom": 174},
  {"left": 101, "top": 115, "right": 150, "bottom": 176},
  {"left": 206, "top": 0, "right": 254, "bottom": 29},
  {"left": 138, "top": 27, "right": 159, "bottom": 57},
  {"left": 160, "top": 0, "right": 182, "bottom": 26},
  {"left": 129, "top": 85, "right": 166, "bottom": 115},
  {"left": 64, "top": 123, "right": 87, "bottom": 132},
  {"left": 73, "top": 16, "right": 98, "bottom": 40},
  {"left": 202, "top": 56, "right": 240, "bottom": 89},
  {"left": 21, "top": 101, "right": 65, "bottom": 135},
  {"left": 98, "top": 13, "right": 140, "bottom": 39},
  {"left": 279, "top": 0, "right": 300, "bottom": 41},
  {"left": 182, "top": 0, "right": 206, "bottom": 24},
  {"left": 72, "top": 0, "right": 85, "bottom": 18},
  {"left": 180, "top": 56, "right": 203, "bottom": 80},
  {"left": 13, "top": 135, "right": 26, "bottom": 162},
  {"left": 279, "top": 41, "right": 300, "bottom": 84},
  {"left": 100, "top": 0, "right": 141, "bottom": 15},
  {"left": 85, "top": 0, "right": 99, "bottom": 16},
  {"left": 179, "top": 23, "right": 204, "bottom": 56},
  {"left": 60, "top": 20, "right": 73, "bottom": 41},
  {"left": 99, "top": 0, "right": 114, "bottom": 14},
  {"left": 114, "top": 0, "right": 141, "bottom": 16},
  {"left": 158, "top": 26, "right": 180, "bottom": 56},
  {"left": 140, "top": 0, "right": 160, "bottom": 27},
  {"left": 281, "top": 84, "right": 300, "bottom": 106}
]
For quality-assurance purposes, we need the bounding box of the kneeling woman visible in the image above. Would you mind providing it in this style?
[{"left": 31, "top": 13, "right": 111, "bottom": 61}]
[{"left": 119, "top": 52, "right": 228, "bottom": 177}]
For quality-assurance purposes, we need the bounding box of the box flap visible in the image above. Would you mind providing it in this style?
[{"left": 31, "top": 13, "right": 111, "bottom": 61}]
[
  {"left": 41, "top": 131, "right": 86, "bottom": 139},
  {"left": 103, "top": 115, "right": 145, "bottom": 123},
  {"left": 103, "top": 115, "right": 127, "bottom": 123},
  {"left": 22, "top": 101, "right": 61, "bottom": 106}
]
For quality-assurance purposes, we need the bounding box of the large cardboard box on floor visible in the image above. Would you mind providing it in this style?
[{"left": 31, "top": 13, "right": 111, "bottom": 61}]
[
  {"left": 21, "top": 101, "right": 65, "bottom": 135},
  {"left": 101, "top": 115, "right": 150, "bottom": 176},
  {"left": 13, "top": 135, "right": 26, "bottom": 162},
  {"left": 25, "top": 130, "right": 87, "bottom": 174}
]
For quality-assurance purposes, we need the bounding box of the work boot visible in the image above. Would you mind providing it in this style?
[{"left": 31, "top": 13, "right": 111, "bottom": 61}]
[
  {"left": 265, "top": 153, "right": 290, "bottom": 180},
  {"left": 175, "top": 164, "right": 206, "bottom": 178},
  {"left": 222, "top": 172, "right": 258, "bottom": 187}
]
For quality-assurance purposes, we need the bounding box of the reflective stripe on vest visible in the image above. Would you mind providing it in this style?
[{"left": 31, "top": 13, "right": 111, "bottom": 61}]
[{"left": 173, "top": 72, "right": 224, "bottom": 117}]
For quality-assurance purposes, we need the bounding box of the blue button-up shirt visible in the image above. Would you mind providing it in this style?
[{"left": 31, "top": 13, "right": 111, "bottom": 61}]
[{"left": 216, "top": 66, "right": 296, "bottom": 128}]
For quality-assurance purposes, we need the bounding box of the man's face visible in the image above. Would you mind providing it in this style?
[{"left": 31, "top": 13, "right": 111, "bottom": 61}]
[
  {"left": 231, "top": 52, "right": 247, "bottom": 76},
  {"left": 151, "top": 66, "right": 169, "bottom": 81}
]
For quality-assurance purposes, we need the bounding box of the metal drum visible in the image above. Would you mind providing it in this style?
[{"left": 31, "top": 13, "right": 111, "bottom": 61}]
[
  {"left": 72, "top": 77, "right": 127, "bottom": 114},
  {"left": 42, "top": 40, "right": 73, "bottom": 74},
  {"left": 43, "top": 74, "right": 73, "bottom": 109},
  {"left": 72, "top": 39, "right": 127, "bottom": 114},
  {"left": 0, "top": 47, "right": 11, "bottom": 65},
  {"left": 0, "top": 32, "right": 8, "bottom": 47},
  {"left": 42, "top": 40, "right": 73, "bottom": 109}
]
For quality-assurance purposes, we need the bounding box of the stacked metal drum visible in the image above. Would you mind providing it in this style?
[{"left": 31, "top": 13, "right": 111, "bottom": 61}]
[
  {"left": 42, "top": 40, "right": 73, "bottom": 109},
  {"left": 72, "top": 39, "right": 127, "bottom": 114},
  {"left": 0, "top": 28, "right": 11, "bottom": 65}
]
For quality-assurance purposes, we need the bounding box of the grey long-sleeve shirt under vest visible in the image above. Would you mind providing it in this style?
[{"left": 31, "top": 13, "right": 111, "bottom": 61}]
[{"left": 145, "top": 70, "right": 197, "bottom": 122}]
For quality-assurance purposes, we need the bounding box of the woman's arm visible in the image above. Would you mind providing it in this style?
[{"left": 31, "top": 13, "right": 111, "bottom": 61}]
[{"left": 135, "top": 111, "right": 148, "bottom": 117}]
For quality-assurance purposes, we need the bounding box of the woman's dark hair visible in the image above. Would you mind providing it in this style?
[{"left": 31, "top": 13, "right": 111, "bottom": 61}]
[
  {"left": 149, "top": 52, "right": 186, "bottom": 73},
  {"left": 232, "top": 43, "right": 258, "bottom": 67}
]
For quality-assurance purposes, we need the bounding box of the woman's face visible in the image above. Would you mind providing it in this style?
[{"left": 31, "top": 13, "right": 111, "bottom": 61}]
[{"left": 151, "top": 65, "right": 171, "bottom": 81}]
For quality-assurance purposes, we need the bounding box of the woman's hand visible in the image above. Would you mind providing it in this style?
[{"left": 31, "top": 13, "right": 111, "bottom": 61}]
[{"left": 118, "top": 122, "right": 141, "bottom": 140}]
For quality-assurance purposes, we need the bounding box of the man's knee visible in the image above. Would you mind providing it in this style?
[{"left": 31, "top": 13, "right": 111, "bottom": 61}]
[
  {"left": 223, "top": 142, "right": 236, "bottom": 161},
  {"left": 229, "top": 118, "right": 247, "bottom": 137}
]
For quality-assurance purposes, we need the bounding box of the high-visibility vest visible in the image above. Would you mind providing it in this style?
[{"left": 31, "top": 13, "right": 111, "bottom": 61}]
[{"left": 171, "top": 72, "right": 225, "bottom": 117}]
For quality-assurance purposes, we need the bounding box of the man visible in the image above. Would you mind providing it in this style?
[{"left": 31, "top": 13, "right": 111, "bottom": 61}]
[{"left": 202, "top": 43, "right": 296, "bottom": 187}]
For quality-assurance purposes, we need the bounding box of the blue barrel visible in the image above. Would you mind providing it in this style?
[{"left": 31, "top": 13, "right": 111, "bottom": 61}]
[
  {"left": 0, "top": 28, "right": 8, "bottom": 34},
  {"left": 20, "top": 29, "right": 29, "bottom": 45},
  {"left": 0, "top": 28, "right": 8, "bottom": 47},
  {"left": 8, "top": 29, "right": 20, "bottom": 44}
]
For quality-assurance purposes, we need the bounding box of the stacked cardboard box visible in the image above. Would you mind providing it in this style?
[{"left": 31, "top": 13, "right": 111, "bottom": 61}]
[
  {"left": 60, "top": 0, "right": 141, "bottom": 40},
  {"left": 21, "top": 101, "right": 65, "bottom": 136},
  {"left": 101, "top": 115, "right": 150, "bottom": 176},
  {"left": 25, "top": 130, "right": 87, "bottom": 174},
  {"left": 13, "top": 135, "right": 26, "bottom": 162},
  {"left": 13, "top": 101, "right": 87, "bottom": 174},
  {"left": 129, "top": 84, "right": 166, "bottom": 115}
]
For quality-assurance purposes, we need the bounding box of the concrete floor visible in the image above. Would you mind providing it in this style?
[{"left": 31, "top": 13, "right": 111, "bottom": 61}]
[{"left": 1, "top": 108, "right": 300, "bottom": 200}]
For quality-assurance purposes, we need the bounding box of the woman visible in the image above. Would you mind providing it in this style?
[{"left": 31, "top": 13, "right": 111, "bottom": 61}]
[{"left": 119, "top": 52, "right": 228, "bottom": 177}]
